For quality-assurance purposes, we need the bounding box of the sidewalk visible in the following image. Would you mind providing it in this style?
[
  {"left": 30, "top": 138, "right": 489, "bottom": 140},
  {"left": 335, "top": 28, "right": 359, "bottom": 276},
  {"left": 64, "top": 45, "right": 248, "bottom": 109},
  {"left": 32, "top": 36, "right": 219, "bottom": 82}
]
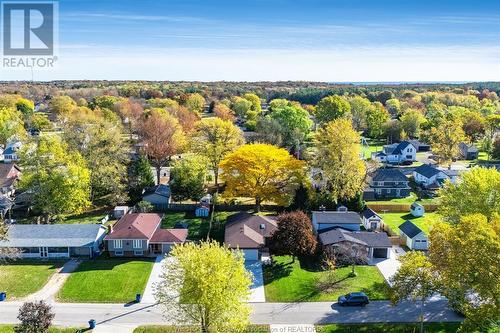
[{"left": 24, "top": 259, "right": 80, "bottom": 302}]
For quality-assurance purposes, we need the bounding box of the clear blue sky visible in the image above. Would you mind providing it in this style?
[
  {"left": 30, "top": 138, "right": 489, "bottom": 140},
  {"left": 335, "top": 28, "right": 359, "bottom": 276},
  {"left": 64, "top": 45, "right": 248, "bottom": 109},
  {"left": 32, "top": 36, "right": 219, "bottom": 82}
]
[{"left": 3, "top": 0, "right": 500, "bottom": 81}]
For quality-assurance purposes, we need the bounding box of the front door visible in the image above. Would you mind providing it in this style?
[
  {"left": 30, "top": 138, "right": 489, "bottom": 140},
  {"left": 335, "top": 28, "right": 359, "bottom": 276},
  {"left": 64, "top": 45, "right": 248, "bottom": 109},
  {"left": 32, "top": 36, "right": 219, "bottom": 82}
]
[{"left": 40, "top": 247, "right": 48, "bottom": 258}]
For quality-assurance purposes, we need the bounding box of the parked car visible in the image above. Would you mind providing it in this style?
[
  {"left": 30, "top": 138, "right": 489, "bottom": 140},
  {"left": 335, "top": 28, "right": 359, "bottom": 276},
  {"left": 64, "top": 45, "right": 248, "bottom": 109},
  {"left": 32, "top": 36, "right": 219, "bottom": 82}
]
[{"left": 337, "top": 292, "right": 370, "bottom": 306}]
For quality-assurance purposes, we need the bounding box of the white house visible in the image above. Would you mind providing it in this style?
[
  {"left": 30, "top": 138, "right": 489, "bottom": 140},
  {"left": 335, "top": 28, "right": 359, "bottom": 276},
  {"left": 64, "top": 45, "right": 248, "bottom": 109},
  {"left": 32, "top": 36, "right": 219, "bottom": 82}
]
[
  {"left": 410, "top": 202, "right": 425, "bottom": 217},
  {"left": 413, "top": 164, "right": 449, "bottom": 188},
  {"left": 2, "top": 141, "right": 22, "bottom": 163},
  {"left": 361, "top": 208, "right": 383, "bottom": 231},
  {"left": 372, "top": 141, "right": 417, "bottom": 164},
  {"left": 398, "top": 220, "right": 429, "bottom": 250}
]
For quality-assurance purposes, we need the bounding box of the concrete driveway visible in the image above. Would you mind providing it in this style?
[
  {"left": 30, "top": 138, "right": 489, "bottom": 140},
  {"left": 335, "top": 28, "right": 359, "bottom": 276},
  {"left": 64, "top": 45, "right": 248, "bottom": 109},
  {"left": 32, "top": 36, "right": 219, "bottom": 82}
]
[
  {"left": 245, "top": 261, "right": 265, "bottom": 302},
  {"left": 374, "top": 246, "right": 404, "bottom": 286},
  {"left": 141, "top": 255, "right": 168, "bottom": 304}
]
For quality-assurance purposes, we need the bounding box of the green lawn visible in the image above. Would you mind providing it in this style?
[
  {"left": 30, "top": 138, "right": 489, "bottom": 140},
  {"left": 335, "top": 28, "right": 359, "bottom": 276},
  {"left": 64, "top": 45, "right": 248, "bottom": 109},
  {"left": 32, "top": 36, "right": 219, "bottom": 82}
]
[
  {"left": 379, "top": 212, "right": 442, "bottom": 235},
  {"left": 0, "top": 260, "right": 64, "bottom": 299},
  {"left": 0, "top": 326, "right": 86, "bottom": 333},
  {"left": 264, "top": 256, "right": 389, "bottom": 302},
  {"left": 161, "top": 211, "right": 235, "bottom": 243},
  {"left": 359, "top": 139, "right": 385, "bottom": 160},
  {"left": 316, "top": 323, "right": 462, "bottom": 333},
  {"left": 134, "top": 325, "right": 270, "bottom": 333},
  {"left": 58, "top": 259, "right": 154, "bottom": 303},
  {"left": 368, "top": 192, "right": 439, "bottom": 205}
]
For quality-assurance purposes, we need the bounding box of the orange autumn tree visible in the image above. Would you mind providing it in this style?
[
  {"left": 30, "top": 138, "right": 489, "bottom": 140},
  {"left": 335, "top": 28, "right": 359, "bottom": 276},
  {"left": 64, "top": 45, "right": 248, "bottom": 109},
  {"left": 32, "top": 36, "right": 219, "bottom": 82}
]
[{"left": 220, "top": 143, "right": 305, "bottom": 211}]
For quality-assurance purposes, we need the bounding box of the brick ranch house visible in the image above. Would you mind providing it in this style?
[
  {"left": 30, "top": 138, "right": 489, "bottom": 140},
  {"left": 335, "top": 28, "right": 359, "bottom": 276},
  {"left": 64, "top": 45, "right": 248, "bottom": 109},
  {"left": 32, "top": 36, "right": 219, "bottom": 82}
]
[{"left": 105, "top": 213, "right": 187, "bottom": 257}]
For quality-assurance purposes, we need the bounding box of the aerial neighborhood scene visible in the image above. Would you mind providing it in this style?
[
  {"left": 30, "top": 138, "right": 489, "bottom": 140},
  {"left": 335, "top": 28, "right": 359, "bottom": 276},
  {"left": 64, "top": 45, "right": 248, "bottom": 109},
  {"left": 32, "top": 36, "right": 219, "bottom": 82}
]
[{"left": 0, "top": 0, "right": 499, "bottom": 333}]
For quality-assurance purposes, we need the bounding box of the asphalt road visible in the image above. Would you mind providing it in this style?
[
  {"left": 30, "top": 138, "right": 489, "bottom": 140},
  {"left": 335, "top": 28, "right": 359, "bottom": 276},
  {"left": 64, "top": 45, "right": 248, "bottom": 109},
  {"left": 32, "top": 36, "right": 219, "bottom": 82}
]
[{"left": 0, "top": 300, "right": 463, "bottom": 327}]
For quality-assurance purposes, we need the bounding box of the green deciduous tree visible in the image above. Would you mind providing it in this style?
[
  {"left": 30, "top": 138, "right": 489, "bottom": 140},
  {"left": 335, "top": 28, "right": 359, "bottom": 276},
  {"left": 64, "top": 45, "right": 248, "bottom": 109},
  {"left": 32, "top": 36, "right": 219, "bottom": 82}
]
[
  {"left": 400, "top": 109, "right": 426, "bottom": 138},
  {"left": 184, "top": 93, "right": 206, "bottom": 115},
  {"left": 220, "top": 143, "right": 305, "bottom": 211},
  {"left": 438, "top": 167, "right": 500, "bottom": 224},
  {"left": 0, "top": 106, "right": 26, "bottom": 145},
  {"left": 428, "top": 119, "right": 467, "bottom": 165},
  {"left": 268, "top": 100, "right": 313, "bottom": 148},
  {"left": 155, "top": 241, "right": 252, "bottom": 333},
  {"left": 366, "top": 102, "right": 390, "bottom": 138},
  {"left": 315, "top": 119, "right": 366, "bottom": 203},
  {"left": 63, "top": 113, "right": 130, "bottom": 205},
  {"left": 49, "top": 96, "right": 77, "bottom": 118},
  {"left": 390, "top": 252, "right": 439, "bottom": 333},
  {"left": 128, "top": 155, "right": 155, "bottom": 203},
  {"left": 20, "top": 136, "right": 91, "bottom": 222},
  {"left": 315, "top": 95, "right": 351, "bottom": 124},
  {"left": 170, "top": 155, "right": 207, "bottom": 202},
  {"left": 190, "top": 118, "right": 244, "bottom": 186},
  {"left": 430, "top": 214, "right": 499, "bottom": 332},
  {"left": 349, "top": 96, "right": 370, "bottom": 132}
]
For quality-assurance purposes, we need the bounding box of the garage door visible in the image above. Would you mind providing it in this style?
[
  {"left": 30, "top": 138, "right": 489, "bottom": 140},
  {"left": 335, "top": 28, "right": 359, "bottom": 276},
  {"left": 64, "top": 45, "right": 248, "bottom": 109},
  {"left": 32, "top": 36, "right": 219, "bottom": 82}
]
[
  {"left": 243, "top": 249, "right": 259, "bottom": 261},
  {"left": 373, "top": 248, "right": 388, "bottom": 258}
]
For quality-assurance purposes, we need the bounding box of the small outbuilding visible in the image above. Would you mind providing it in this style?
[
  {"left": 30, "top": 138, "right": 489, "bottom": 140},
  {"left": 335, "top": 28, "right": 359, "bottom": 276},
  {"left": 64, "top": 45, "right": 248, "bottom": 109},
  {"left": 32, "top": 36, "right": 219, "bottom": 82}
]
[
  {"left": 361, "top": 208, "right": 383, "bottom": 231},
  {"left": 410, "top": 202, "right": 425, "bottom": 217},
  {"left": 142, "top": 184, "right": 171, "bottom": 211},
  {"left": 113, "top": 206, "right": 129, "bottom": 219},
  {"left": 398, "top": 220, "right": 428, "bottom": 250},
  {"left": 195, "top": 205, "right": 210, "bottom": 217}
]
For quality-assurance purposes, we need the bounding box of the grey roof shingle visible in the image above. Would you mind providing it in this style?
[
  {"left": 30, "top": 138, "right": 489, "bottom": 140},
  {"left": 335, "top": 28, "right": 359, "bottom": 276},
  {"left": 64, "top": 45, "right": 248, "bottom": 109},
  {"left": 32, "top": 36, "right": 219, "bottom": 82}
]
[
  {"left": 372, "top": 168, "right": 408, "bottom": 182},
  {"left": 319, "top": 228, "right": 391, "bottom": 247},
  {"left": 414, "top": 164, "right": 441, "bottom": 178},
  {"left": 0, "top": 224, "right": 104, "bottom": 248},
  {"left": 398, "top": 220, "right": 424, "bottom": 238},
  {"left": 312, "top": 211, "right": 361, "bottom": 225},
  {"left": 361, "top": 208, "right": 380, "bottom": 220}
]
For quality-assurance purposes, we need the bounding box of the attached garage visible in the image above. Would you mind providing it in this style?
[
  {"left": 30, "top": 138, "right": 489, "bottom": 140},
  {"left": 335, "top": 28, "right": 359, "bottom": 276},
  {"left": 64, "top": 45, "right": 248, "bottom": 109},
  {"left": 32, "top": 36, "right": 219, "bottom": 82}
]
[
  {"left": 372, "top": 247, "right": 389, "bottom": 258},
  {"left": 241, "top": 249, "right": 259, "bottom": 261}
]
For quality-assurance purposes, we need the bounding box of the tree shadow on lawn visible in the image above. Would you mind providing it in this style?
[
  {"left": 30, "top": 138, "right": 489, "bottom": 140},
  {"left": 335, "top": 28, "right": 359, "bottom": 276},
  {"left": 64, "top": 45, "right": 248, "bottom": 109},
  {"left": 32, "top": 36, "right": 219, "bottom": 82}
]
[
  {"left": 263, "top": 261, "right": 293, "bottom": 285},
  {"left": 359, "top": 281, "right": 391, "bottom": 300}
]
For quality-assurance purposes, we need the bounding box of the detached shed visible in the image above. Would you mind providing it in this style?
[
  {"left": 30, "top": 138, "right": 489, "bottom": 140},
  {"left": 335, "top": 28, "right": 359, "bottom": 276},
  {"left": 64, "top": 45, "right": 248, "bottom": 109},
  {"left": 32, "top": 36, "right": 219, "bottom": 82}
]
[
  {"left": 398, "top": 220, "right": 428, "bottom": 250},
  {"left": 410, "top": 202, "right": 425, "bottom": 217}
]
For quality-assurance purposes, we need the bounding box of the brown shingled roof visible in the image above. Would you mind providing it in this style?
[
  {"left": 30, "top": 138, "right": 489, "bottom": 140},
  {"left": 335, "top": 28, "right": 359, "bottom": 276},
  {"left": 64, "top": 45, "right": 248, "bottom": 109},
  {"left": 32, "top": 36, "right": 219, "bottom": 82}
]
[
  {"left": 105, "top": 213, "right": 162, "bottom": 240},
  {"left": 150, "top": 228, "right": 188, "bottom": 243},
  {"left": 224, "top": 212, "right": 278, "bottom": 249}
]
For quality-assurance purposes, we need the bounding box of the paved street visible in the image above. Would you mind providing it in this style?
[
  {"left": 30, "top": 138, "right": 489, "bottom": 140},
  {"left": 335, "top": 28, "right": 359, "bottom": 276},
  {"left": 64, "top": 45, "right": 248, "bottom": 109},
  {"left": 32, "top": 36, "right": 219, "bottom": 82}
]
[{"left": 0, "top": 299, "right": 462, "bottom": 327}]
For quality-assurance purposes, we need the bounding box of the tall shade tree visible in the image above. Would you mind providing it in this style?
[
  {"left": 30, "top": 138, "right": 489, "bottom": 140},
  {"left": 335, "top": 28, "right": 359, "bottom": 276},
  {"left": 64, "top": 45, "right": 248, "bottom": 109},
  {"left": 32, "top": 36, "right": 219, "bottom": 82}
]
[
  {"left": 213, "top": 102, "right": 236, "bottom": 122},
  {"left": 365, "top": 102, "right": 390, "bottom": 138},
  {"left": 348, "top": 96, "right": 370, "bottom": 132},
  {"left": 400, "top": 109, "right": 426, "bottom": 138},
  {"left": 268, "top": 102, "right": 313, "bottom": 148},
  {"left": 315, "top": 119, "right": 366, "bottom": 203},
  {"left": 428, "top": 119, "right": 467, "bottom": 165},
  {"left": 315, "top": 95, "right": 351, "bottom": 124},
  {"left": 190, "top": 118, "right": 244, "bottom": 186},
  {"left": 255, "top": 116, "right": 284, "bottom": 147},
  {"left": 390, "top": 252, "right": 439, "bottom": 333},
  {"left": 63, "top": 113, "right": 130, "bottom": 205},
  {"left": 49, "top": 96, "right": 77, "bottom": 119},
  {"left": 243, "top": 93, "right": 262, "bottom": 114},
  {"left": 140, "top": 111, "right": 186, "bottom": 184},
  {"left": 438, "top": 167, "right": 500, "bottom": 224},
  {"left": 169, "top": 155, "right": 207, "bottom": 202},
  {"left": 0, "top": 106, "right": 26, "bottom": 145},
  {"left": 220, "top": 143, "right": 305, "bottom": 211},
  {"left": 20, "top": 136, "right": 91, "bottom": 223},
  {"left": 184, "top": 93, "right": 206, "bottom": 115},
  {"left": 269, "top": 211, "right": 317, "bottom": 261},
  {"left": 462, "top": 111, "right": 486, "bottom": 141},
  {"left": 128, "top": 155, "right": 155, "bottom": 203},
  {"left": 430, "top": 214, "right": 499, "bottom": 332},
  {"left": 155, "top": 241, "right": 252, "bottom": 333}
]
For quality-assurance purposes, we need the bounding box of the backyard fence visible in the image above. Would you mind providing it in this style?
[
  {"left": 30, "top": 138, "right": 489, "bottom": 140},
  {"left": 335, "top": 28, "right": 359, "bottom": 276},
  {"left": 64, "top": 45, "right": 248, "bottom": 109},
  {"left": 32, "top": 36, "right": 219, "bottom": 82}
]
[{"left": 162, "top": 203, "right": 282, "bottom": 212}]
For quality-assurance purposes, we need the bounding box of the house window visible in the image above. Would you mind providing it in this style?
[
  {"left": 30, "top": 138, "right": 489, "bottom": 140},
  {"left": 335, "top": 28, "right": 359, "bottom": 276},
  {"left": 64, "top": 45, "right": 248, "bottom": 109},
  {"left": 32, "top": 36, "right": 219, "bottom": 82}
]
[
  {"left": 134, "top": 250, "right": 144, "bottom": 256},
  {"left": 115, "top": 250, "right": 124, "bottom": 256},
  {"left": 133, "top": 240, "right": 142, "bottom": 249},
  {"left": 114, "top": 240, "right": 123, "bottom": 249},
  {"left": 375, "top": 188, "right": 381, "bottom": 194}
]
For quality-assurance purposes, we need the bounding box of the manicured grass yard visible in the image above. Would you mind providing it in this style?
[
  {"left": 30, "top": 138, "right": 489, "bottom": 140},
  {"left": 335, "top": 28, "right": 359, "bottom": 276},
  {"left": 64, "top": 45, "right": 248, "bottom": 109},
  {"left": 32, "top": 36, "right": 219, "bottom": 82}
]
[
  {"left": 161, "top": 211, "right": 237, "bottom": 243},
  {"left": 369, "top": 192, "right": 439, "bottom": 206},
  {"left": 379, "top": 212, "right": 442, "bottom": 235},
  {"left": 264, "top": 256, "right": 389, "bottom": 302},
  {"left": 316, "top": 323, "right": 462, "bottom": 333},
  {"left": 58, "top": 259, "right": 154, "bottom": 303},
  {"left": 0, "top": 325, "right": 85, "bottom": 333},
  {"left": 0, "top": 260, "right": 64, "bottom": 299},
  {"left": 134, "top": 325, "right": 270, "bottom": 333}
]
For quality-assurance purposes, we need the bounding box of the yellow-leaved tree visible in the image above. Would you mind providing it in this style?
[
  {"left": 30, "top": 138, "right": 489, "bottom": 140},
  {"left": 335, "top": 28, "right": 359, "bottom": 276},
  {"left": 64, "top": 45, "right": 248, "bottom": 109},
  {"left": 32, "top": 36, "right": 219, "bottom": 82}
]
[
  {"left": 155, "top": 241, "right": 252, "bottom": 333},
  {"left": 314, "top": 119, "right": 366, "bottom": 203},
  {"left": 220, "top": 143, "right": 305, "bottom": 211}
]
